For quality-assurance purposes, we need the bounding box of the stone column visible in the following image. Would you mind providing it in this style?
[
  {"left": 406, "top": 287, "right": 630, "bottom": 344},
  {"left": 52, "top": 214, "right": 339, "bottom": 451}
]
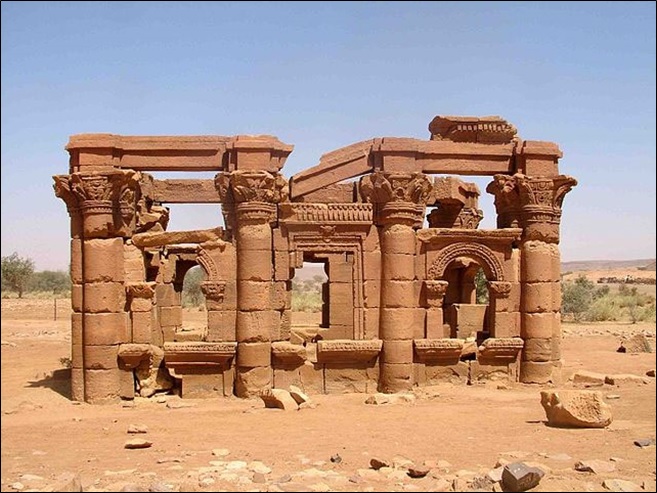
[
  {"left": 53, "top": 176, "right": 84, "bottom": 401},
  {"left": 487, "top": 174, "right": 576, "bottom": 383},
  {"left": 360, "top": 172, "right": 432, "bottom": 393},
  {"left": 55, "top": 170, "right": 140, "bottom": 403},
  {"left": 216, "top": 170, "right": 287, "bottom": 397}
]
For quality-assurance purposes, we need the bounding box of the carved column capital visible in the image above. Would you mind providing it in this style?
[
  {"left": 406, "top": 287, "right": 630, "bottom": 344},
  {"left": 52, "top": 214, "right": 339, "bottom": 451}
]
[
  {"left": 126, "top": 282, "right": 156, "bottom": 299},
  {"left": 55, "top": 170, "right": 142, "bottom": 238},
  {"left": 200, "top": 281, "right": 226, "bottom": 303},
  {"left": 488, "top": 281, "right": 512, "bottom": 298},
  {"left": 215, "top": 171, "right": 288, "bottom": 225},
  {"left": 487, "top": 173, "right": 577, "bottom": 243},
  {"left": 359, "top": 171, "right": 432, "bottom": 227},
  {"left": 424, "top": 280, "right": 449, "bottom": 307}
]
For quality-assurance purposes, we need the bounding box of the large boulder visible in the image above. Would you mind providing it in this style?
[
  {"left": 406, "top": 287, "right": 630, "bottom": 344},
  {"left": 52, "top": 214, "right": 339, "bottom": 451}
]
[
  {"left": 617, "top": 334, "right": 653, "bottom": 354},
  {"left": 540, "top": 390, "right": 612, "bottom": 428}
]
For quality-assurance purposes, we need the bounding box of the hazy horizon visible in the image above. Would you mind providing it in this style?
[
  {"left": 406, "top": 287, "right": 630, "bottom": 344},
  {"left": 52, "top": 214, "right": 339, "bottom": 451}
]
[{"left": 2, "top": 2, "right": 655, "bottom": 271}]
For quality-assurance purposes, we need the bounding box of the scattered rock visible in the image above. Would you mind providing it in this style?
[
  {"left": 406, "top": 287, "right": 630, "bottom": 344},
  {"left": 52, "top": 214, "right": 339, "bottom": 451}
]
[
  {"left": 364, "top": 393, "right": 415, "bottom": 405},
  {"left": 149, "top": 482, "right": 178, "bottom": 492},
  {"left": 365, "top": 394, "right": 391, "bottom": 405},
  {"left": 124, "top": 439, "right": 153, "bottom": 449},
  {"left": 11, "top": 483, "right": 25, "bottom": 491},
  {"left": 156, "top": 457, "right": 183, "bottom": 464},
  {"left": 289, "top": 385, "right": 311, "bottom": 405},
  {"left": 470, "top": 475, "right": 495, "bottom": 490},
  {"left": 19, "top": 474, "right": 44, "bottom": 481},
  {"left": 248, "top": 461, "right": 272, "bottom": 474},
  {"left": 544, "top": 453, "right": 572, "bottom": 461},
  {"left": 487, "top": 466, "right": 504, "bottom": 483},
  {"left": 501, "top": 462, "right": 545, "bottom": 492},
  {"left": 42, "top": 472, "right": 83, "bottom": 492},
  {"left": 120, "top": 483, "right": 148, "bottom": 492},
  {"left": 606, "top": 394, "right": 621, "bottom": 400},
  {"left": 212, "top": 448, "right": 230, "bottom": 457},
  {"left": 574, "top": 459, "right": 616, "bottom": 474},
  {"left": 370, "top": 457, "right": 389, "bottom": 470},
  {"left": 646, "top": 369, "right": 656, "bottom": 377},
  {"left": 407, "top": 466, "right": 430, "bottom": 478},
  {"left": 633, "top": 438, "right": 656, "bottom": 448},
  {"left": 617, "top": 334, "right": 653, "bottom": 354},
  {"left": 127, "top": 424, "right": 148, "bottom": 434},
  {"left": 605, "top": 374, "right": 649, "bottom": 386},
  {"left": 260, "top": 389, "right": 299, "bottom": 410},
  {"left": 166, "top": 400, "right": 195, "bottom": 409},
  {"left": 602, "top": 478, "right": 642, "bottom": 492},
  {"left": 225, "top": 460, "right": 248, "bottom": 470},
  {"left": 572, "top": 370, "right": 606, "bottom": 387},
  {"left": 330, "top": 454, "right": 342, "bottom": 464},
  {"left": 392, "top": 456, "right": 414, "bottom": 469},
  {"left": 433, "top": 478, "right": 452, "bottom": 492},
  {"left": 276, "top": 474, "right": 292, "bottom": 484},
  {"left": 541, "top": 390, "right": 612, "bottom": 428},
  {"left": 299, "top": 401, "right": 318, "bottom": 410},
  {"left": 122, "top": 401, "right": 135, "bottom": 408},
  {"left": 252, "top": 472, "right": 267, "bottom": 484}
]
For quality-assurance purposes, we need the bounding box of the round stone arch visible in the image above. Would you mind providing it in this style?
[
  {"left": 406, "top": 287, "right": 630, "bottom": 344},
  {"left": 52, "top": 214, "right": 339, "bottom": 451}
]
[
  {"left": 195, "top": 247, "right": 219, "bottom": 281},
  {"left": 428, "top": 242, "right": 505, "bottom": 281}
]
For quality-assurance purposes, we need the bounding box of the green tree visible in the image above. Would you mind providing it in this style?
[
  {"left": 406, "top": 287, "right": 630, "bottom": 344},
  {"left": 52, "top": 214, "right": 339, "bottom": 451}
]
[
  {"left": 1, "top": 252, "right": 35, "bottom": 298},
  {"left": 29, "top": 270, "right": 71, "bottom": 294}
]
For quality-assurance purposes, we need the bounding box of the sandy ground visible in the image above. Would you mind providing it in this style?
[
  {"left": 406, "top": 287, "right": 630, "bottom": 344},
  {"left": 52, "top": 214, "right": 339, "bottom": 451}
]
[{"left": 1, "top": 299, "right": 655, "bottom": 492}]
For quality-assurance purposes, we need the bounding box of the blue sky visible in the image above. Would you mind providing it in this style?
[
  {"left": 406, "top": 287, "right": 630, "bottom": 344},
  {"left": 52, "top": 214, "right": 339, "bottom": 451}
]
[{"left": 1, "top": 1, "right": 655, "bottom": 270}]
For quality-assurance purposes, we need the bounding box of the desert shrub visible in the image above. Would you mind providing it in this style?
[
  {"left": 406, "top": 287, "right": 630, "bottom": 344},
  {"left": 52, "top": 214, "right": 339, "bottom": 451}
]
[
  {"left": 1, "top": 252, "right": 35, "bottom": 298},
  {"left": 474, "top": 268, "right": 489, "bottom": 304},
  {"left": 29, "top": 270, "right": 71, "bottom": 294},
  {"left": 291, "top": 291, "right": 322, "bottom": 312},
  {"left": 584, "top": 297, "right": 617, "bottom": 322},
  {"left": 562, "top": 275, "right": 595, "bottom": 322},
  {"left": 182, "top": 266, "right": 206, "bottom": 307}
]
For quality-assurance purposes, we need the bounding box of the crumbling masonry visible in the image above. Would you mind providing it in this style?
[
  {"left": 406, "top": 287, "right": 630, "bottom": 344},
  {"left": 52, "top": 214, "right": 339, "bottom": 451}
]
[{"left": 54, "top": 115, "right": 577, "bottom": 403}]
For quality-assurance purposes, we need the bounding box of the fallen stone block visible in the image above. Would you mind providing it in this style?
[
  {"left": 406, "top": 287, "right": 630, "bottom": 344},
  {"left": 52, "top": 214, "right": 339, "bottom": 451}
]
[
  {"left": 602, "top": 478, "right": 642, "bottom": 492},
  {"left": 260, "top": 388, "right": 299, "bottom": 410},
  {"left": 604, "top": 374, "right": 649, "bottom": 386},
  {"left": 540, "top": 390, "right": 612, "bottom": 428},
  {"left": 574, "top": 459, "right": 616, "bottom": 474},
  {"left": 572, "top": 370, "right": 606, "bottom": 387},
  {"left": 501, "top": 462, "right": 545, "bottom": 492}
]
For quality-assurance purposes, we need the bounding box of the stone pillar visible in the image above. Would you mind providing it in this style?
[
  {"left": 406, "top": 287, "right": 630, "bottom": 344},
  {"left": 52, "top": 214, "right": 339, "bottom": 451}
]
[
  {"left": 54, "top": 170, "right": 140, "bottom": 403},
  {"left": 424, "top": 280, "right": 448, "bottom": 338},
  {"left": 487, "top": 281, "right": 514, "bottom": 337},
  {"left": 360, "top": 172, "right": 432, "bottom": 393},
  {"left": 487, "top": 173, "right": 576, "bottom": 383},
  {"left": 53, "top": 176, "right": 84, "bottom": 401},
  {"left": 215, "top": 170, "right": 287, "bottom": 397}
]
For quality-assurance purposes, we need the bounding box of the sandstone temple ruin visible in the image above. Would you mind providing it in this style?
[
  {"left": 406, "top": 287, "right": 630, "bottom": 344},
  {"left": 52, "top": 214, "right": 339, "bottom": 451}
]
[{"left": 54, "top": 115, "right": 577, "bottom": 403}]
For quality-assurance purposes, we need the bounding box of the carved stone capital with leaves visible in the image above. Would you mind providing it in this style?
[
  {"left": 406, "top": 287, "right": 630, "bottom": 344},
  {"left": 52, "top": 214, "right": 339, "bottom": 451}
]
[
  {"left": 424, "top": 280, "right": 449, "bottom": 307},
  {"left": 215, "top": 170, "right": 288, "bottom": 204},
  {"left": 487, "top": 281, "right": 512, "bottom": 298}
]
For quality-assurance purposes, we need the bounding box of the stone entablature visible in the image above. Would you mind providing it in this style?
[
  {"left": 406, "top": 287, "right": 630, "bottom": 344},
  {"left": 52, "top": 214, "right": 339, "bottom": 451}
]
[{"left": 54, "top": 114, "right": 576, "bottom": 403}]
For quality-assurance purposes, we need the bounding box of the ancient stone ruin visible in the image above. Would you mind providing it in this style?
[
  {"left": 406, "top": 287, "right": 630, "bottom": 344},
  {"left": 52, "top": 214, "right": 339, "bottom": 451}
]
[{"left": 53, "top": 115, "right": 577, "bottom": 403}]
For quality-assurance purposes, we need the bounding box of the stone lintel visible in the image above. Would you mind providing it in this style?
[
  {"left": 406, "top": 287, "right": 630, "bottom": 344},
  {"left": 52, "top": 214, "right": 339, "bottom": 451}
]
[
  {"left": 317, "top": 339, "right": 383, "bottom": 364},
  {"left": 279, "top": 203, "right": 373, "bottom": 224},
  {"left": 132, "top": 227, "right": 225, "bottom": 247},
  {"left": 163, "top": 342, "right": 237, "bottom": 369},
  {"left": 118, "top": 343, "right": 152, "bottom": 369},
  {"left": 271, "top": 341, "right": 307, "bottom": 366},
  {"left": 417, "top": 228, "right": 522, "bottom": 244},
  {"left": 477, "top": 337, "right": 524, "bottom": 363},
  {"left": 413, "top": 338, "right": 464, "bottom": 364}
]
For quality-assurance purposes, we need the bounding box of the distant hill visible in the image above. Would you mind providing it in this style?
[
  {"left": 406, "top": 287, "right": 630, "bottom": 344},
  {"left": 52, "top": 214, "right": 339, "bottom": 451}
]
[
  {"left": 293, "top": 259, "right": 656, "bottom": 281},
  {"left": 561, "top": 259, "right": 655, "bottom": 272}
]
